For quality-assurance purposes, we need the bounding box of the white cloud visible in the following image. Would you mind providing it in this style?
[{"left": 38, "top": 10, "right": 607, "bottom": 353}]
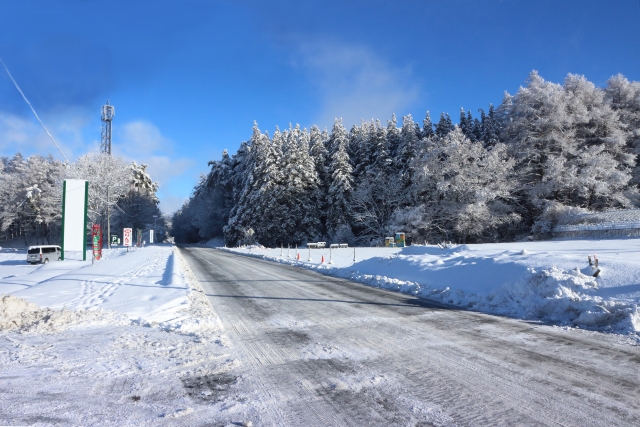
[
  {"left": 113, "top": 120, "right": 195, "bottom": 212},
  {"left": 294, "top": 41, "right": 421, "bottom": 129},
  {"left": 157, "top": 194, "right": 188, "bottom": 215},
  {"left": 0, "top": 111, "right": 195, "bottom": 214},
  {"left": 119, "top": 121, "right": 172, "bottom": 154},
  {"left": 0, "top": 109, "right": 91, "bottom": 160},
  {"left": 114, "top": 120, "right": 194, "bottom": 186}
]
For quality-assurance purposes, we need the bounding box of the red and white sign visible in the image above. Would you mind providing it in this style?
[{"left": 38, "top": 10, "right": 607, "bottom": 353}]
[{"left": 123, "top": 228, "right": 133, "bottom": 247}]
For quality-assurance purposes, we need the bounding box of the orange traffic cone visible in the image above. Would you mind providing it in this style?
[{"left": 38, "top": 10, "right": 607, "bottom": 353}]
[
  {"left": 296, "top": 253, "right": 300, "bottom": 260},
  {"left": 321, "top": 255, "right": 325, "bottom": 263}
]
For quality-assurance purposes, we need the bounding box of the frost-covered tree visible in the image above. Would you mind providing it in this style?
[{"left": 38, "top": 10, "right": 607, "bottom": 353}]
[
  {"left": 0, "top": 154, "right": 65, "bottom": 245},
  {"left": 605, "top": 74, "right": 640, "bottom": 185},
  {"left": 68, "top": 152, "right": 131, "bottom": 225},
  {"left": 326, "top": 118, "right": 353, "bottom": 239},
  {"left": 422, "top": 111, "right": 435, "bottom": 139},
  {"left": 265, "top": 125, "right": 322, "bottom": 244},
  {"left": 404, "top": 128, "right": 518, "bottom": 242},
  {"left": 386, "top": 113, "right": 402, "bottom": 158},
  {"left": 115, "top": 161, "right": 162, "bottom": 236},
  {"left": 501, "top": 71, "right": 579, "bottom": 213},
  {"left": 503, "top": 71, "right": 636, "bottom": 217},
  {"left": 480, "top": 104, "right": 501, "bottom": 147},
  {"left": 172, "top": 70, "right": 640, "bottom": 245},
  {"left": 225, "top": 122, "right": 283, "bottom": 245},
  {"left": 397, "top": 114, "right": 420, "bottom": 186}
]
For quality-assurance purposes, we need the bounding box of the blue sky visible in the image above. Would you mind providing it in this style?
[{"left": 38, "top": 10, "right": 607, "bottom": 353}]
[{"left": 1, "top": 0, "right": 639, "bottom": 213}]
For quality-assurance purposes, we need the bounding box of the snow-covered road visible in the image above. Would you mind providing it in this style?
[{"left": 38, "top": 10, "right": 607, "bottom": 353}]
[{"left": 181, "top": 246, "right": 640, "bottom": 427}]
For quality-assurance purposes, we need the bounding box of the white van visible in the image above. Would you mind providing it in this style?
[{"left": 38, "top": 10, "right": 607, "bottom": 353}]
[{"left": 27, "top": 245, "right": 61, "bottom": 264}]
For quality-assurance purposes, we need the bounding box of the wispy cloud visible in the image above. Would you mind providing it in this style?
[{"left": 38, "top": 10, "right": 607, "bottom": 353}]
[
  {"left": 0, "top": 109, "right": 92, "bottom": 160},
  {"left": 293, "top": 40, "right": 421, "bottom": 128}
]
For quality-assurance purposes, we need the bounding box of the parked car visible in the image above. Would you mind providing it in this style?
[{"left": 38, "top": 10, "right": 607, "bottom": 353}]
[{"left": 27, "top": 245, "right": 61, "bottom": 264}]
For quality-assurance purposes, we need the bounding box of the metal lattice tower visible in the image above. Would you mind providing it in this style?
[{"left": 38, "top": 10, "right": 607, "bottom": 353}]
[{"left": 100, "top": 100, "right": 115, "bottom": 155}]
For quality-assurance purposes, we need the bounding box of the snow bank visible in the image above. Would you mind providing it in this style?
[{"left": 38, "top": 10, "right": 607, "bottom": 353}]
[
  {"left": 0, "top": 245, "right": 223, "bottom": 337},
  {"left": 0, "top": 294, "right": 128, "bottom": 333},
  {"left": 223, "top": 239, "right": 640, "bottom": 337}
]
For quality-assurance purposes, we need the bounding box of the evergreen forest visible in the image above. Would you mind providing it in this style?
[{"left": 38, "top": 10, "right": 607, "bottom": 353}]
[{"left": 171, "top": 72, "right": 640, "bottom": 246}]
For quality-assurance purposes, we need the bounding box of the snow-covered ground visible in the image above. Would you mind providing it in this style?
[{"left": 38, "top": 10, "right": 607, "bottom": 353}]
[
  {"left": 0, "top": 245, "right": 253, "bottom": 426},
  {"left": 222, "top": 239, "right": 640, "bottom": 340}
]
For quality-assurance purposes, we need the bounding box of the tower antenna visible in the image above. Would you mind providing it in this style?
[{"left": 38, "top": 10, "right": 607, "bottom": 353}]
[{"left": 101, "top": 100, "right": 115, "bottom": 155}]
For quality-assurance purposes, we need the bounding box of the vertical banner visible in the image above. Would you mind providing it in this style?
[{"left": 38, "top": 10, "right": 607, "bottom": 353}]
[
  {"left": 61, "top": 179, "right": 89, "bottom": 261},
  {"left": 92, "top": 224, "right": 102, "bottom": 260},
  {"left": 149, "top": 230, "right": 154, "bottom": 244},
  {"left": 137, "top": 229, "right": 142, "bottom": 247},
  {"left": 123, "top": 228, "right": 133, "bottom": 247}
]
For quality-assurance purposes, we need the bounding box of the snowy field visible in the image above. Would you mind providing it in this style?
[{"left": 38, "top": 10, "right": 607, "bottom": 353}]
[
  {"left": 222, "top": 239, "right": 640, "bottom": 341},
  {"left": 0, "top": 245, "right": 253, "bottom": 427}
]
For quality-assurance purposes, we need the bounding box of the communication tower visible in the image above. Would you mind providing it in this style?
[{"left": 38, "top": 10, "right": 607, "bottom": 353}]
[{"left": 100, "top": 100, "right": 115, "bottom": 155}]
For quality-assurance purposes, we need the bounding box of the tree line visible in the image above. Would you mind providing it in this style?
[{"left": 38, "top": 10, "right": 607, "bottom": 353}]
[
  {"left": 0, "top": 151, "right": 163, "bottom": 247},
  {"left": 171, "top": 71, "right": 640, "bottom": 246}
]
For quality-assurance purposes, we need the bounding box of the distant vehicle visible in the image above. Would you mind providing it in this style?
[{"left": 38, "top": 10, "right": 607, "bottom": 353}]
[
  {"left": 307, "top": 242, "right": 327, "bottom": 249},
  {"left": 27, "top": 245, "right": 61, "bottom": 264},
  {"left": 329, "top": 243, "right": 349, "bottom": 248}
]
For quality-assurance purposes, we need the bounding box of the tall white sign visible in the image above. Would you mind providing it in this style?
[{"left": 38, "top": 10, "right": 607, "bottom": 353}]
[
  {"left": 61, "top": 179, "right": 88, "bottom": 261},
  {"left": 149, "top": 230, "right": 154, "bottom": 244},
  {"left": 123, "top": 228, "right": 133, "bottom": 247}
]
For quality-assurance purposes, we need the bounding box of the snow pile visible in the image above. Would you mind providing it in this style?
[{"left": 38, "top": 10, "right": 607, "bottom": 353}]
[
  {"left": 224, "top": 239, "right": 640, "bottom": 337},
  {"left": 488, "top": 267, "right": 639, "bottom": 331},
  {"left": 0, "top": 294, "right": 128, "bottom": 333}
]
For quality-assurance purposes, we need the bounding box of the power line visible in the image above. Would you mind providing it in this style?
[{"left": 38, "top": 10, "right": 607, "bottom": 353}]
[{"left": 0, "top": 58, "right": 70, "bottom": 163}]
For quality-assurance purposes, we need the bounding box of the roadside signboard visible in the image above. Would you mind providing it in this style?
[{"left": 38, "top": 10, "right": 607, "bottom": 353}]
[
  {"left": 92, "top": 224, "right": 102, "bottom": 260},
  {"left": 149, "top": 230, "right": 154, "bottom": 244},
  {"left": 110, "top": 235, "right": 118, "bottom": 246},
  {"left": 61, "top": 179, "right": 89, "bottom": 261},
  {"left": 123, "top": 228, "right": 133, "bottom": 247}
]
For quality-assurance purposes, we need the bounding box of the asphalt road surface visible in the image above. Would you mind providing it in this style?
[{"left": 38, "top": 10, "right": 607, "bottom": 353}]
[{"left": 179, "top": 246, "right": 640, "bottom": 427}]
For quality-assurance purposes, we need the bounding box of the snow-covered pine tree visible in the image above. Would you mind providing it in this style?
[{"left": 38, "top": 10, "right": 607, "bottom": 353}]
[
  {"left": 269, "top": 125, "right": 322, "bottom": 244},
  {"left": 482, "top": 104, "right": 501, "bottom": 147},
  {"left": 422, "top": 111, "right": 435, "bottom": 139},
  {"left": 397, "top": 114, "right": 420, "bottom": 186},
  {"left": 435, "top": 112, "right": 454, "bottom": 137},
  {"left": 386, "top": 113, "right": 402, "bottom": 158},
  {"left": 459, "top": 108, "right": 475, "bottom": 141},
  {"left": 420, "top": 111, "right": 435, "bottom": 139},
  {"left": 348, "top": 121, "right": 370, "bottom": 181},
  {"left": 326, "top": 118, "right": 354, "bottom": 239},
  {"left": 225, "top": 122, "right": 282, "bottom": 245}
]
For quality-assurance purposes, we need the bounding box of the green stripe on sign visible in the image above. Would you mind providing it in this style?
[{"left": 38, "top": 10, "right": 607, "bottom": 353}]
[
  {"left": 61, "top": 180, "right": 66, "bottom": 261},
  {"left": 83, "top": 181, "right": 89, "bottom": 262}
]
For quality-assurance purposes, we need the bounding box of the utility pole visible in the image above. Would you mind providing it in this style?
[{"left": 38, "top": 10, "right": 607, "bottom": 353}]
[{"left": 107, "top": 185, "right": 110, "bottom": 249}]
